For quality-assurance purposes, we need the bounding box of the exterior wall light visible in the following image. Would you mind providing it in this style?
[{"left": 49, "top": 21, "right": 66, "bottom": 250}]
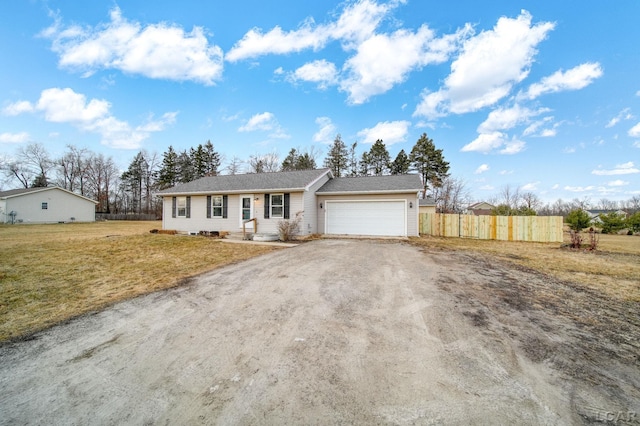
[
  {"left": 320, "top": 202, "right": 323, "bottom": 209},
  {"left": 409, "top": 202, "right": 413, "bottom": 208}
]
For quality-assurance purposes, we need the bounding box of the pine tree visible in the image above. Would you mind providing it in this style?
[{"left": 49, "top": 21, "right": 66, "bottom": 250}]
[
  {"left": 323, "top": 134, "right": 349, "bottom": 177},
  {"left": 201, "top": 140, "right": 221, "bottom": 176},
  {"left": 347, "top": 142, "right": 359, "bottom": 177},
  {"left": 157, "top": 146, "right": 179, "bottom": 189},
  {"left": 176, "top": 150, "right": 195, "bottom": 183},
  {"left": 367, "top": 139, "right": 391, "bottom": 176},
  {"left": 409, "top": 133, "right": 449, "bottom": 198},
  {"left": 391, "top": 149, "right": 410, "bottom": 175},
  {"left": 281, "top": 148, "right": 299, "bottom": 171}
]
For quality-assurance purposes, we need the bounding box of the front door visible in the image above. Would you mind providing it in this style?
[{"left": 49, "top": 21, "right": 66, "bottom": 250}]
[{"left": 239, "top": 195, "right": 254, "bottom": 228}]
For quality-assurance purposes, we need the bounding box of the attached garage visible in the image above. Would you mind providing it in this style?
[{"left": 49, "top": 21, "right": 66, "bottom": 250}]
[
  {"left": 325, "top": 200, "right": 406, "bottom": 236},
  {"left": 316, "top": 174, "right": 422, "bottom": 237}
]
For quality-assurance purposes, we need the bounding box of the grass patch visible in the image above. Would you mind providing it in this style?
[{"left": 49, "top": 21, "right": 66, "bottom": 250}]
[
  {"left": 410, "top": 232, "right": 640, "bottom": 302},
  {"left": 0, "top": 221, "right": 279, "bottom": 342}
]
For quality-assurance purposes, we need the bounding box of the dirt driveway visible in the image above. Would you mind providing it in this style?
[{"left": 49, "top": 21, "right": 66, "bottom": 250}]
[{"left": 1, "top": 239, "right": 638, "bottom": 425}]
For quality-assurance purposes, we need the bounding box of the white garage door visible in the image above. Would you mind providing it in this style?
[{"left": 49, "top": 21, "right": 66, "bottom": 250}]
[{"left": 325, "top": 200, "right": 406, "bottom": 236}]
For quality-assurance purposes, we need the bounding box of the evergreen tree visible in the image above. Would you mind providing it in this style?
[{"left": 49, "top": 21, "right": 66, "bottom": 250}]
[
  {"left": 201, "top": 140, "right": 221, "bottom": 176},
  {"left": 157, "top": 146, "right": 179, "bottom": 189},
  {"left": 409, "top": 133, "right": 449, "bottom": 198},
  {"left": 281, "top": 148, "right": 299, "bottom": 172},
  {"left": 121, "top": 152, "right": 147, "bottom": 213},
  {"left": 323, "top": 134, "right": 349, "bottom": 177},
  {"left": 391, "top": 149, "right": 410, "bottom": 175},
  {"left": 359, "top": 151, "right": 371, "bottom": 176},
  {"left": 296, "top": 152, "right": 316, "bottom": 170},
  {"left": 367, "top": 139, "right": 391, "bottom": 176},
  {"left": 176, "top": 150, "right": 195, "bottom": 183}
]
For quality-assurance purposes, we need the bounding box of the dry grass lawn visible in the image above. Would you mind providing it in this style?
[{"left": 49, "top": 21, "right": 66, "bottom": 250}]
[
  {"left": 411, "top": 231, "right": 640, "bottom": 302},
  {"left": 0, "top": 221, "right": 279, "bottom": 342}
]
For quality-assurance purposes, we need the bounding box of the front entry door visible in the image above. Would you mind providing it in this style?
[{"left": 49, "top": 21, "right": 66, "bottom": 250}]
[{"left": 239, "top": 195, "right": 254, "bottom": 228}]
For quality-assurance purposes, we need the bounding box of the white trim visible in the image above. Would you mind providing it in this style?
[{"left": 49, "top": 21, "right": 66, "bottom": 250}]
[{"left": 239, "top": 194, "right": 254, "bottom": 228}]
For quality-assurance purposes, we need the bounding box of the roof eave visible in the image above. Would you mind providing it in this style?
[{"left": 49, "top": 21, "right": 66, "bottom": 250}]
[
  {"left": 156, "top": 187, "right": 308, "bottom": 197},
  {"left": 317, "top": 189, "right": 421, "bottom": 196}
]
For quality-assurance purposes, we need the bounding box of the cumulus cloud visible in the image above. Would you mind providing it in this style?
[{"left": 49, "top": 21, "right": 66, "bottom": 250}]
[
  {"left": 477, "top": 104, "right": 548, "bottom": 133},
  {"left": 42, "top": 7, "right": 223, "bottom": 85},
  {"left": 474, "top": 164, "right": 490, "bottom": 174},
  {"left": 341, "top": 25, "right": 470, "bottom": 104},
  {"left": 607, "top": 179, "right": 629, "bottom": 187},
  {"left": 415, "top": 10, "right": 554, "bottom": 119},
  {"left": 226, "top": 0, "right": 391, "bottom": 61},
  {"left": 2, "top": 101, "right": 34, "bottom": 116},
  {"left": 5, "top": 88, "right": 176, "bottom": 149},
  {"left": 628, "top": 122, "right": 640, "bottom": 137},
  {"left": 0, "top": 132, "right": 30, "bottom": 144},
  {"left": 461, "top": 132, "right": 525, "bottom": 154},
  {"left": 313, "top": 117, "right": 337, "bottom": 144},
  {"left": 564, "top": 185, "right": 595, "bottom": 192},
  {"left": 592, "top": 162, "right": 639, "bottom": 176},
  {"left": 520, "top": 181, "right": 539, "bottom": 191},
  {"left": 289, "top": 60, "right": 338, "bottom": 89},
  {"left": 605, "top": 108, "right": 633, "bottom": 128},
  {"left": 356, "top": 120, "right": 411, "bottom": 144},
  {"left": 522, "top": 62, "right": 603, "bottom": 100},
  {"left": 238, "top": 112, "right": 289, "bottom": 139}
]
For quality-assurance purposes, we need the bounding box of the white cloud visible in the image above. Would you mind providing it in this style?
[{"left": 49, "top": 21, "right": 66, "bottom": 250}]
[
  {"left": 563, "top": 146, "right": 576, "bottom": 154},
  {"left": 523, "top": 62, "right": 603, "bottom": 100},
  {"left": 605, "top": 108, "right": 633, "bottom": 128},
  {"left": 226, "top": 0, "right": 391, "bottom": 62},
  {"left": 313, "top": 117, "right": 337, "bottom": 144},
  {"left": 592, "top": 162, "right": 640, "bottom": 176},
  {"left": 474, "top": 164, "right": 490, "bottom": 174},
  {"left": 238, "top": 112, "right": 289, "bottom": 139},
  {"left": 477, "top": 104, "right": 547, "bottom": 133},
  {"left": 43, "top": 7, "right": 223, "bottom": 85},
  {"left": 6, "top": 87, "right": 175, "bottom": 149},
  {"left": 521, "top": 181, "right": 539, "bottom": 191},
  {"left": 2, "top": 100, "right": 34, "bottom": 116},
  {"left": 607, "top": 179, "right": 629, "bottom": 187},
  {"left": 461, "top": 132, "right": 506, "bottom": 153},
  {"left": 628, "top": 122, "right": 640, "bottom": 137},
  {"left": 289, "top": 60, "right": 338, "bottom": 89},
  {"left": 539, "top": 128, "right": 556, "bottom": 137},
  {"left": 356, "top": 120, "right": 411, "bottom": 144},
  {"left": 415, "top": 10, "right": 554, "bottom": 119},
  {"left": 565, "top": 185, "right": 595, "bottom": 192},
  {"left": 341, "top": 24, "right": 469, "bottom": 104},
  {"left": 499, "top": 139, "right": 526, "bottom": 154},
  {"left": 0, "top": 132, "right": 30, "bottom": 144}
]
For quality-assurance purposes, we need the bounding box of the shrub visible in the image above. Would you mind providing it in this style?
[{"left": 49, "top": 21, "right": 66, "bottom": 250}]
[
  {"left": 565, "top": 209, "right": 591, "bottom": 232},
  {"left": 278, "top": 211, "right": 303, "bottom": 241},
  {"left": 599, "top": 211, "right": 627, "bottom": 234},
  {"left": 627, "top": 212, "right": 640, "bottom": 233}
]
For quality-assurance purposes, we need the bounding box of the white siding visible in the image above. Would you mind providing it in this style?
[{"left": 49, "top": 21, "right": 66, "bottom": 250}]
[
  {"left": 2, "top": 188, "right": 95, "bottom": 223},
  {"left": 162, "top": 192, "right": 305, "bottom": 234},
  {"left": 301, "top": 173, "right": 331, "bottom": 235}
]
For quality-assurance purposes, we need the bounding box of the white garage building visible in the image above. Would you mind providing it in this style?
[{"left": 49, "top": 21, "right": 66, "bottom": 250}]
[{"left": 0, "top": 187, "right": 97, "bottom": 224}]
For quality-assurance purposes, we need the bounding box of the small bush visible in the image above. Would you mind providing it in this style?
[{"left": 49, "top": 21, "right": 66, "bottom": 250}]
[
  {"left": 278, "top": 211, "right": 303, "bottom": 242},
  {"left": 566, "top": 209, "right": 592, "bottom": 232}
]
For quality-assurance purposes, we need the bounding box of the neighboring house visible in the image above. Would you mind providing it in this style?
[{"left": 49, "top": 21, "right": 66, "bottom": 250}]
[
  {"left": 0, "top": 187, "right": 98, "bottom": 224},
  {"left": 157, "top": 169, "right": 422, "bottom": 237},
  {"left": 418, "top": 197, "right": 436, "bottom": 215},
  {"left": 586, "top": 209, "right": 628, "bottom": 224},
  {"left": 465, "top": 201, "right": 495, "bottom": 216}
]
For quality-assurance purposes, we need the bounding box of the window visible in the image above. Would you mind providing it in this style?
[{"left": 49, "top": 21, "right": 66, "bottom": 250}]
[
  {"left": 41, "top": 202, "right": 48, "bottom": 210},
  {"left": 176, "top": 197, "right": 187, "bottom": 217},
  {"left": 212, "top": 196, "right": 223, "bottom": 218},
  {"left": 271, "top": 194, "right": 283, "bottom": 218}
]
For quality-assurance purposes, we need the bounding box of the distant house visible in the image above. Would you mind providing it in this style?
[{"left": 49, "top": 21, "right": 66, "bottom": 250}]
[
  {"left": 465, "top": 201, "right": 495, "bottom": 216},
  {"left": 157, "top": 169, "right": 422, "bottom": 237},
  {"left": 418, "top": 197, "right": 436, "bottom": 215},
  {"left": 586, "top": 209, "right": 628, "bottom": 224},
  {"left": 0, "top": 187, "right": 98, "bottom": 224}
]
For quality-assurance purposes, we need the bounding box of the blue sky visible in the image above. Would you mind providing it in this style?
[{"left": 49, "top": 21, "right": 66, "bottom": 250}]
[{"left": 1, "top": 0, "right": 639, "bottom": 202}]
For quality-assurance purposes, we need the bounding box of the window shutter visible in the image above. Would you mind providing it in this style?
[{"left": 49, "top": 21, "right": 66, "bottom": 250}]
[
  {"left": 284, "top": 193, "right": 290, "bottom": 219},
  {"left": 172, "top": 197, "right": 176, "bottom": 218},
  {"left": 222, "top": 195, "right": 228, "bottom": 218},
  {"left": 186, "top": 196, "right": 191, "bottom": 218},
  {"left": 264, "top": 193, "right": 270, "bottom": 219},
  {"left": 206, "top": 196, "right": 211, "bottom": 218}
]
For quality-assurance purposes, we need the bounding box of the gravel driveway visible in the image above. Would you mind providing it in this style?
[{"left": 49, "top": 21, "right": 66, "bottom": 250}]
[{"left": 0, "top": 239, "right": 634, "bottom": 425}]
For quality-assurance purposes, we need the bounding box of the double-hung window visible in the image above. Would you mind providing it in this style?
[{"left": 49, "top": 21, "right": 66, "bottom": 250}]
[
  {"left": 176, "top": 196, "right": 187, "bottom": 217},
  {"left": 211, "top": 196, "right": 223, "bottom": 218},
  {"left": 41, "top": 202, "right": 48, "bottom": 210},
  {"left": 270, "top": 194, "right": 284, "bottom": 218}
]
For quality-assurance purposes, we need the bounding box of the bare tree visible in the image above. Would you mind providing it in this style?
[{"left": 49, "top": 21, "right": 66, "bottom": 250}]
[
  {"left": 520, "top": 191, "right": 542, "bottom": 211},
  {"left": 247, "top": 152, "right": 280, "bottom": 173},
  {"left": 497, "top": 184, "right": 521, "bottom": 209},
  {"left": 432, "top": 176, "right": 470, "bottom": 213},
  {"left": 225, "top": 156, "right": 243, "bottom": 175},
  {"left": 57, "top": 145, "right": 91, "bottom": 194}
]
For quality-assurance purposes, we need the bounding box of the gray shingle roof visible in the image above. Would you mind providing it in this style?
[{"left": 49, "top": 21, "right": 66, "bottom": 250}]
[
  {"left": 316, "top": 174, "right": 422, "bottom": 194},
  {"left": 0, "top": 187, "right": 46, "bottom": 198},
  {"left": 157, "top": 169, "right": 332, "bottom": 195},
  {"left": 419, "top": 197, "right": 436, "bottom": 206}
]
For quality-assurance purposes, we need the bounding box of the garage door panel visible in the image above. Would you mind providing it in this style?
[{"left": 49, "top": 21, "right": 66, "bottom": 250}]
[{"left": 326, "top": 201, "right": 406, "bottom": 236}]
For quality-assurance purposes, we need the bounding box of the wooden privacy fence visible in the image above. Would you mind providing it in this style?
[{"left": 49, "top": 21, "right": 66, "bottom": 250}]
[{"left": 419, "top": 213, "right": 564, "bottom": 243}]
